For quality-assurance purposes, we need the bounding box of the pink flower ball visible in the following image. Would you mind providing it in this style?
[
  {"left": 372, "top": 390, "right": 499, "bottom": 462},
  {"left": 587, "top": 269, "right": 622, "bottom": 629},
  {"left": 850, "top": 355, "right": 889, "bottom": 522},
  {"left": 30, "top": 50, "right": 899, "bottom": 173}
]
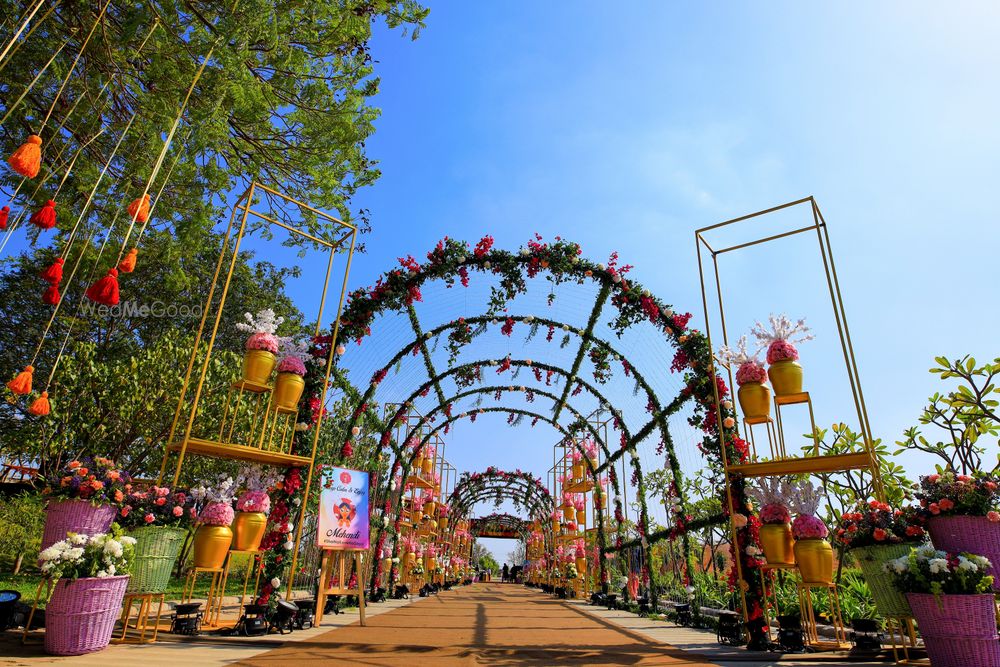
[
  {"left": 792, "top": 514, "right": 828, "bottom": 540},
  {"left": 246, "top": 332, "right": 280, "bottom": 353},
  {"left": 988, "top": 511, "right": 1000, "bottom": 523},
  {"left": 277, "top": 356, "right": 307, "bottom": 376},
  {"left": 199, "top": 501, "right": 235, "bottom": 526},
  {"left": 767, "top": 339, "right": 799, "bottom": 364},
  {"left": 172, "top": 506, "right": 184, "bottom": 517},
  {"left": 735, "top": 361, "right": 768, "bottom": 385}
]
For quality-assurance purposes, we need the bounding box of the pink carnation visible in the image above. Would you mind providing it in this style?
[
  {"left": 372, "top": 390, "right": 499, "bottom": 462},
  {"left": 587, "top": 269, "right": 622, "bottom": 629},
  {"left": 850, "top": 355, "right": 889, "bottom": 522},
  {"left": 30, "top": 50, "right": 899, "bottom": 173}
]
[
  {"left": 246, "top": 331, "right": 280, "bottom": 353},
  {"left": 767, "top": 340, "right": 799, "bottom": 364},
  {"left": 792, "top": 514, "right": 828, "bottom": 539},
  {"left": 759, "top": 503, "right": 791, "bottom": 525},
  {"left": 236, "top": 490, "right": 271, "bottom": 514},
  {"left": 735, "top": 361, "right": 768, "bottom": 385},
  {"left": 277, "top": 356, "right": 307, "bottom": 376},
  {"left": 199, "top": 501, "right": 235, "bottom": 526}
]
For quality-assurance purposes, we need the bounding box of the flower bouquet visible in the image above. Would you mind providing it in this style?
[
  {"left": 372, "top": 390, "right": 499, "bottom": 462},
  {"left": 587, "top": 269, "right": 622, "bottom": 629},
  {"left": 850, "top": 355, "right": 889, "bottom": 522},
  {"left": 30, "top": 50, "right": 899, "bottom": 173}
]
[
  {"left": 39, "top": 527, "right": 136, "bottom": 655},
  {"left": 747, "top": 477, "right": 794, "bottom": 565},
  {"left": 789, "top": 481, "right": 832, "bottom": 583},
  {"left": 190, "top": 476, "right": 237, "bottom": 568},
  {"left": 719, "top": 335, "right": 771, "bottom": 419},
  {"left": 917, "top": 471, "right": 1000, "bottom": 590},
  {"left": 274, "top": 336, "right": 308, "bottom": 410},
  {"left": 40, "top": 457, "right": 130, "bottom": 554},
  {"left": 232, "top": 465, "right": 278, "bottom": 552},
  {"left": 236, "top": 308, "right": 284, "bottom": 385},
  {"left": 751, "top": 314, "right": 812, "bottom": 396},
  {"left": 118, "top": 485, "right": 195, "bottom": 593},
  {"left": 888, "top": 546, "right": 999, "bottom": 666}
]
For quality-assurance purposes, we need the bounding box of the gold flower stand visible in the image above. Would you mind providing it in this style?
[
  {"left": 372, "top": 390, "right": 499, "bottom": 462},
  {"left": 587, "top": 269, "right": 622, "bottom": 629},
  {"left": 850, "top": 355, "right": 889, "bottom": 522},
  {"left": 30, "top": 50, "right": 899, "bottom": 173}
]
[
  {"left": 218, "top": 549, "right": 263, "bottom": 623},
  {"left": 743, "top": 415, "right": 780, "bottom": 460},
  {"left": 885, "top": 616, "right": 928, "bottom": 665},
  {"left": 773, "top": 392, "right": 820, "bottom": 457},
  {"left": 113, "top": 592, "right": 165, "bottom": 644},
  {"left": 181, "top": 566, "right": 225, "bottom": 627},
  {"left": 797, "top": 581, "right": 849, "bottom": 650}
]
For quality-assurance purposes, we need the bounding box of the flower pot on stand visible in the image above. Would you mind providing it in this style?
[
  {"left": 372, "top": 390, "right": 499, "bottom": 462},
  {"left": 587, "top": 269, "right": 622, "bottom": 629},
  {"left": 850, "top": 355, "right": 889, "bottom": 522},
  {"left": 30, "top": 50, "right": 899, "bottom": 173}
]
[
  {"left": 849, "top": 543, "right": 913, "bottom": 618},
  {"left": 243, "top": 349, "right": 276, "bottom": 385},
  {"left": 551, "top": 518, "right": 560, "bottom": 532},
  {"left": 231, "top": 512, "right": 267, "bottom": 551},
  {"left": 768, "top": 360, "right": 803, "bottom": 396},
  {"left": 421, "top": 458, "right": 433, "bottom": 477},
  {"left": 272, "top": 372, "right": 304, "bottom": 411},
  {"left": 793, "top": 538, "right": 832, "bottom": 583},
  {"left": 572, "top": 462, "right": 584, "bottom": 480},
  {"left": 575, "top": 558, "right": 586, "bottom": 575},
  {"left": 737, "top": 383, "right": 771, "bottom": 420},
  {"left": 127, "top": 526, "right": 187, "bottom": 594},
  {"left": 907, "top": 592, "right": 1000, "bottom": 667},
  {"left": 424, "top": 501, "right": 437, "bottom": 517},
  {"left": 576, "top": 509, "right": 586, "bottom": 524},
  {"left": 45, "top": 575, "right": 130, "bottom": 655},
  {"left": 412, "top": 456, "right": 424, "bottom": 476},
  {"left": 928, "top": 515, "right": 1000, "bottom": 592},
  {"left": 42, "top": 500, "right": 117, "bottom": 554},
  {"left": 440, "top": 517, "right": 449, "bottom": 529},
  {"left": 759, "top": 523, "right": 795, "bottom": 565},
  {"left": 192, "top": 525, "right": 233, "bottom": 569}
]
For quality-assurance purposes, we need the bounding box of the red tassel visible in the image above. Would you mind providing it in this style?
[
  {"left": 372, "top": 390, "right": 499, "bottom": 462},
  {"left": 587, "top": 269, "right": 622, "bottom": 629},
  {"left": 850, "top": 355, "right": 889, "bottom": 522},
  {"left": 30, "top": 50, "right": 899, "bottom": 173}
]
[
  {"left": 30, "top": 200, "right": 56, "bottom": 230},
  {"left": 42, "top": 283, "right": 60, "bottom": 305},
  {"left": 0, "top": 206, "right": 9, "bottom": 230},
  {"left": 8, "top": 134, "right": 42, "bottom": 179},
  {"left": 127, "top": 194, "right": 150, "bottom": 224},
  {"left": 118, "top": 248, "right": 137, "bottom": 273},
  {"left": 28, "top": 391, "right": 50, "bottom": 416},
  {"left": 86, "top": 268, "right": 119, "bottom": 305},
  {"left": 7, "top": 366, "right": 33, "bottom": 395},
  {"left": 40, "top": 257, "right": 63, "bottom": 284}
]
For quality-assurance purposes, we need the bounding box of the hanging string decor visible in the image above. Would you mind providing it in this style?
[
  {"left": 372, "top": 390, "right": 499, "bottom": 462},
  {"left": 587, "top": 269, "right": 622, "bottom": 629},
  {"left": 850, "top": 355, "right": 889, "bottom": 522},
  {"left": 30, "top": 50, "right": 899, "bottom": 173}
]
[
  {"left": 28, "top": 390, "right": 50, "bottom": 416},
  {"left": 8, "top": 135, "right": 42, "bottom": 178},
  {"left": 6, "top": 366, "right": 33, "bottom": 396},
  {"left": 127, "top": 194, "right": 150, "bottom": 224},
  {"left": 117, "top": 247, "right": 137, "bottom": 274},
  {"left": 85, "top": 268, "right": 120, "bottom": 306},
  {"left": 29, "top": 199, "right": 56, "bottom": 229},
  {"left": 41, "top": 256, "right": 64, "bottom": 305},
  {"left": 0, "top": 206, "right": 8, "bottom": 230}
]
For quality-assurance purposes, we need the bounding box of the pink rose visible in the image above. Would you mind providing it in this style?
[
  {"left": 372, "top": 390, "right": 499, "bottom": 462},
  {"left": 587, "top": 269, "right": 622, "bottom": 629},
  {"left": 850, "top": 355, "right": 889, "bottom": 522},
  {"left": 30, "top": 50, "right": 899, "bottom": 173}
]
[
  {"left": 938, "top": 498, "right": 954, "bottom": 511},
  {"left": 927, "top": 474, "right": 940, "bottom": 483},
  {"left": 155, "top": 497, "right": 167, "bottom": 506},
  {"left": 173, "top": 506, "right": 184, "bottom": 517},
  {"left": 988, "top": 511, "right": 1000, "bottom": 523},
  {"left": 121, "top": 505, "right": 131, "bottom": 517},
  {"left": 144, "top": 513, "right": 155, "bottom": 524},
  {"left": 929, "top": 503, "right": 940, "bottom": 515}
]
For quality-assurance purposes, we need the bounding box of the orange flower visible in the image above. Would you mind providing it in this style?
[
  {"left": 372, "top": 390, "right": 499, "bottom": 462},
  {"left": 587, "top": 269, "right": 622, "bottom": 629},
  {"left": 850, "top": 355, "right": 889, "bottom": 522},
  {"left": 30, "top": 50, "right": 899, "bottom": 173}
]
[
  {"left": 68, "top": 461, "right": 81, "bottom": 469},
  {"left": 60, "top": 476, "right": 71, "bottom": 487},
  {"left": 91, "top": 480, "right": 104, "bottom": 490},
  {"left": 114, "top": 490, "right": 124, "bottom": 502},
  {"left": 108, "top": 471, "right": 120, "bottom": 481},
  {"left": 873, "top": 528, "right": 887, "bottom": 541},
  {"left": 77, "top": 467, "right": 88, "bottom": 476},
  {"left": 938, "top": 498, "right": 955, "bottom": 511}
]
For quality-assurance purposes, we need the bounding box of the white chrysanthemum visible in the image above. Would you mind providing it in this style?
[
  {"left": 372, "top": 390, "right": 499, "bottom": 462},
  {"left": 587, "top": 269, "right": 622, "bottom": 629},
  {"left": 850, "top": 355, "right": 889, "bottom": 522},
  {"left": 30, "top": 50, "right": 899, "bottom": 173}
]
[
  {"left": 104, "top": 540, "right": 123, "bottom": 558},
  {"left": 284, "top": 541, "right": 294, "bottom": 551},
  {"left": 120, "top": 535, "right": 136, "bottom": 546},
  {"left": 916, "top": 545, "right": 937, "bottom": 558},
  {"left": 270, "top": 577, "right": 281, "bottom": 589},
  {"left": 66, "top": 547, "right": 85, "bottom": 560},
  {"left": 39, "top": 546, "right": 61, "bottom": 561},
  {"left": 928, "top": 558, "right": 949, "bottom": 574},
  {"left": 69, "top": 533, "right": 88, "bottom": 546},
  {"left": 958, "top": 557, "right": 978, "bottom": 572}
]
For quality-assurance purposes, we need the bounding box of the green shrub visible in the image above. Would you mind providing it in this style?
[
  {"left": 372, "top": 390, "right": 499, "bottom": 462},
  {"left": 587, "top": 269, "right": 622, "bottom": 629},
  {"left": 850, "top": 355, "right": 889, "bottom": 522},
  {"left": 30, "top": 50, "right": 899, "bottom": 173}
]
[{"left": 0, "top": 492, "right": 45, "bottom": 572}]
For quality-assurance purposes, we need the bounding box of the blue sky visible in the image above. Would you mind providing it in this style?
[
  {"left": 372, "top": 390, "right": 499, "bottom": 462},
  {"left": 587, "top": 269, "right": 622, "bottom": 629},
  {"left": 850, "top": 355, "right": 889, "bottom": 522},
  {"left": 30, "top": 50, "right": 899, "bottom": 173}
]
[{"left": 337, "top": 2, "right": 1000, "bottom": 558}]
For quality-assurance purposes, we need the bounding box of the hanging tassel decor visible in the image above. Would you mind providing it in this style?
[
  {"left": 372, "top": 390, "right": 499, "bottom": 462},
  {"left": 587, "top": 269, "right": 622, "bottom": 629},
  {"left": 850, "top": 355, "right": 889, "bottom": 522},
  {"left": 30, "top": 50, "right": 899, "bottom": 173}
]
[
  {"left": 30, "top": 199, "right": 56, "bottom": 229},
  {"left": 40, "top": 256, "right": 63, "bottom": 283},
  {"left": 28, "top": 391, "right": 50, "bottom": 416},
  {"left": 0, "top": 205, "right": 8, "bottom": 230},
  {"left": 85, "top": 268, "right": 119, "bottom": 305},
  {"left": 42, "top": 283, "right": 60, "bottom": 305},
  {"left": 8, "top": 134, "right": 42, "bottom": 178},
  {"left": 117, "top": 247, "right": 137, "bottom": 273},
  {"left": 6, "top": 365, "right": 33, "bottom": 395},
  {"left": 127, "top": 194, "right": 150, "bottom": 223}
]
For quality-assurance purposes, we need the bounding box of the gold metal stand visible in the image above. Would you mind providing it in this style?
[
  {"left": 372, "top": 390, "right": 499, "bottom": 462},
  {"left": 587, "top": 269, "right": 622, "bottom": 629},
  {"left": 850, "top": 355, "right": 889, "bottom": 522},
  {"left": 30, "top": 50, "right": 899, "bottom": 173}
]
[
  {"left": 797, "top": 582, "right": 848, "bottom": 649},
  {"left": 114, "top": 592, "right": 165, "bottom": 644},
  {"left": 219, "top": 549, "right": 263, "bottom": 622},
  {"left": 182, "top": 566, "right": 225, "bottom": 627}
]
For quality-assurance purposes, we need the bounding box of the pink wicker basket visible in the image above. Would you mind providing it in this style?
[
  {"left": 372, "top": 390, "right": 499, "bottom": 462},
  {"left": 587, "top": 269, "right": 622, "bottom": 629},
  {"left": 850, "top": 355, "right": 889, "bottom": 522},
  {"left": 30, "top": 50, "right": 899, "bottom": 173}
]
[
  {"left": 44, "top": 575, "right": 129, "bottom": 656},
  {"left": 928, "top": 515, "right": 1000, "bottom": 591},
  {"left": 41, "top": 500, "right": 117, "bottom": 553},
  {"left": 907, "top": 592, "right": 1000, "bottom": 667}
]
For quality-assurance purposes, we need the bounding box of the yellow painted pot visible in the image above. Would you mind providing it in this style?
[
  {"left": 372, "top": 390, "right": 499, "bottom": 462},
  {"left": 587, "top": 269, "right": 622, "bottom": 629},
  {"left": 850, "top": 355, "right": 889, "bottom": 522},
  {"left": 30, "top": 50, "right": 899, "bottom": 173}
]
[
  {"left": 794, "top": 538, "right": 833, "bottom": 583},
  {"left": 440, "top": 517, "right": 449, "bottom": 529},
  {"left": 552, "top": 519, "right": 560, "bottom": 532},
  {"left": 424, "top": 501, "right": 437, "bottom": 517},
  {"left": 576, "top": 509, "right": 586, "bottom": 524},
  {"left": 412, "top": 456, "right": 424, "bottom": 474},
  {"left": 572, "top": 462, "right": 585, "bottom": 479},
  {"left": 193, "top": 525, "right": 232, "bottom": 569},
  {"left": 242, "top": 349, "right": 276, "bottom": 385},
  {"left": 738, "top": 382, "right": 771, "bottom": 419},
  {"left": 231, "top": 512, "right": 267, "bottom": 552},
  {"left": 273, "top": 372, "right": 305, "bottom": 411},
  {"left": 421, "top": 458, "right": 433, "bottom": 476},
  {"left": 575, "top": 558, "right": 586, "bottom": 574},
  {"left": 759, "top": 523, "right": 795, "bottom": 565},
  {"left": 768, "top": 360, "right": 803, "bottom": 396}
]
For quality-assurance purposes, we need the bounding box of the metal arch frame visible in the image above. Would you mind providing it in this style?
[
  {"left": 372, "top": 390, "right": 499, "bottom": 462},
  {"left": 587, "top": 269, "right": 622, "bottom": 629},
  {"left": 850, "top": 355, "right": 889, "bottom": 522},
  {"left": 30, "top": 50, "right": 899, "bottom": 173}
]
[
  {"left": 449, "top": 472, "right": 553, "bottom": 520},
  {"left": 469, "top": 513, "right": 530, "bottom": 540}
]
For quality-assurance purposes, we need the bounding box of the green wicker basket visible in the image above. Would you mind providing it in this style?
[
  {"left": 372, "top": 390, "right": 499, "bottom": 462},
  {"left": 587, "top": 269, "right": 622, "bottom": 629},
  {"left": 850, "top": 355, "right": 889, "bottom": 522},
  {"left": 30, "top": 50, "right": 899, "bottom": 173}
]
[
  {"left": 850, "top": 543, "right": 914, "bottom": 619},
  {"left": 127, "top": 526, "right": 188, "bottom": 593}
]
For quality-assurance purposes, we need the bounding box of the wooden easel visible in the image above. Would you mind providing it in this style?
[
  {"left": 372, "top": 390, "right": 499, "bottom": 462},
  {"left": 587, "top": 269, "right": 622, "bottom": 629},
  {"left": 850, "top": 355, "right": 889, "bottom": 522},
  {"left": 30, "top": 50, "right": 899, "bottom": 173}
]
[{"left": 315, "top": 549, "right": 366, "bottom": 626}]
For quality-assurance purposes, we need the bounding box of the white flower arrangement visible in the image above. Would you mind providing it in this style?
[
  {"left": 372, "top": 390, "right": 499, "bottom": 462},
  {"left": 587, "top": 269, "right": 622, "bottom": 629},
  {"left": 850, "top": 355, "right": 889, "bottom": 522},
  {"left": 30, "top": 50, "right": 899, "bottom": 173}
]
[
  {"left": 236, "top": 309, "right": 285, "bottom": 336},
  {"left": 39, "top": 530, "right": 136, "bottom": 581}
]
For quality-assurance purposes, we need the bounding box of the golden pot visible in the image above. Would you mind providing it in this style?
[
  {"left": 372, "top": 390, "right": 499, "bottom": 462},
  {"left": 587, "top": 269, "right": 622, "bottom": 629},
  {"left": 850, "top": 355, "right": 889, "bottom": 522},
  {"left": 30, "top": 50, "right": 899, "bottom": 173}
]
[
  {"left": 412, "top": 456, "right": 424, "bottom": 474},
  {"left": 794, "top": 538, "right": 833, "bottom": 583},
  {"left": 759, "top": 523, "right": 795, "bottom": 565},
  {"left": 768, "top": 360, "right": 803, "bottom": 396},
  {"left": 572, "top": 462, "right": 585, "bottom": 480},
  {"left": 737, "top": 382, "right": 771, "bottom": 419},
  {"left": 273, "top": 372, "right": 305, "bottom": 411},
  {"left": 421, "top": 458, "right": 433, "bottom": 476},
  {"left": 428, "top": 557, "right": 437, "bottom": 570},
  {"left": 575, "top": 558, "right": 586, "bottom": 574},
  {"left": 576, "top": 509, "right": 586, "bottom": 524},
  {"left": 552, "top": 519, "right": 560, "bottom": 532},
  {"left": 440, "top": 517, "right": 449, "bottom": 529},
  {"left": 424, "top": 501, "right": 437, "bottom": 516},
  {"left": 231, "top": 511, "right": 267, "bottom": 551},
  {"left": 242, "top": 349, "right": 276, "bottom": 385},
  {"left": 193, "top": 525, "right": 232, "bottom": 569}
]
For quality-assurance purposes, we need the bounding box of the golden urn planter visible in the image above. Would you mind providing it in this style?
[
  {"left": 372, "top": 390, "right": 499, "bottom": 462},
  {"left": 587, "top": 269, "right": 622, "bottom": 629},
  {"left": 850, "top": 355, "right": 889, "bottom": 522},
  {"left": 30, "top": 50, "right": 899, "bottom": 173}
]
[
  {"left": 440, "top": 517, "right": 449, "bottom": 529},
  {"left": 412, "top": 456, "right": 424, "bottom": 474},
  {"left": 552, "top": 518, "right": 560, "bottom": 532},
  {"left": 572, "top": 462, "right": 585, "bottom": 480},
  {"left": 273, "top": 372, "right": 304, "bottom": 411},
  {"left": 231, "top": 511, "right": 267, "bottom": 552},
  {"left": 768, "top": 360, "right": 803, "bottom": 396},
  {"left": 576, "top": 509, "right": 586, "bottom": 524},
  {"left": 421, "top": 458, "right": 433, "bottom": 477},
  {"left": 794, "top": 538, "right": 833, "bottom": 583},
  {"left": 575, "top": 558, "right": 586, "bottom": 574},
  {"left": 738, "top": 382, "right": 771, "bottom": 419},
  {"left": 759, "top": 523, "right": 795, "bottom": 565},
  {"left": 424, "top": 501, "right": 437, "bottom": 517},
  {"left": 193, "top": 525, "right": 233, "bottom": 569},
  {"left": 243, "top": 349, "right": 276, "bottom": 385}
]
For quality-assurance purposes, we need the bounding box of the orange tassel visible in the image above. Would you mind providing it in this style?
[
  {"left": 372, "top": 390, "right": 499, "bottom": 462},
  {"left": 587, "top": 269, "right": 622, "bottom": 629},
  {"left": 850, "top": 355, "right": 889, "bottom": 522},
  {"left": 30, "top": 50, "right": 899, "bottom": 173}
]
[
  {"left": 86, "top": 268, "right": 119, "bottom": 305},
  {"left": 42, "top": 283, "right": 60, "bottom": 305},
  {"left": 30, "top": 200, "right": 56, "bottom": 230},
  {"left": 7, "top": 366, "right": 33, "bottom": 395},
  {"left": 40, "top": 257, "right": 63, "bottom": 284},
  {"left": 127, "top": 194, "right": 150, "bottom": 224},
  {"left": 28, "top": 391, "right": 50, "bottom": 416},
  {"left": 0, "top": 205, "right": 8, "bottom": 230},
  {"left": 118, "top": 248, "right": 137, "bottom": 273},
  {"left": 8, "top": 134, "right": 42, "bottom": 179}
]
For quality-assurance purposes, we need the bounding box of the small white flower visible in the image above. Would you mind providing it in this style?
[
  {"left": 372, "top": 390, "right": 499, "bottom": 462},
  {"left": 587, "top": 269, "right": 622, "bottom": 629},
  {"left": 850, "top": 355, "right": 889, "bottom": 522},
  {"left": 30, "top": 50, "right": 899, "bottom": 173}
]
[
  {"left": 120, "top": 536, "right": 137, "bottom": 546},
  {"left": 284, "top": 541, "right": 294, "bottom": 551},
  {"left": 69, "top": 534, "right": 88, "bottom": 546},
  {"left": 928, "top": 558, "right": 949, "bottom": 574},
  {"left": 270, "top": 577, "right": 281, "bottom": 589},
  {"left": 292, "top": 497, "right": 301, "bottom": 506},
  {"left": 958, "top": 558, "right": 978, "bottom": 572},
  {"left": 97, "top": 570, "right": 108, "bottom": 578}
]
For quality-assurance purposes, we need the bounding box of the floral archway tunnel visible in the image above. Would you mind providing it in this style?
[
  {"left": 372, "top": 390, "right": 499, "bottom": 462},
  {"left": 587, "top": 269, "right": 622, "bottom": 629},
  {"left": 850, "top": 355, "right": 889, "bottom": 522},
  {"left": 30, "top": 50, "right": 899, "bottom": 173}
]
[{"left": 326, "top": 236, "right": 759, "bottom": 636}]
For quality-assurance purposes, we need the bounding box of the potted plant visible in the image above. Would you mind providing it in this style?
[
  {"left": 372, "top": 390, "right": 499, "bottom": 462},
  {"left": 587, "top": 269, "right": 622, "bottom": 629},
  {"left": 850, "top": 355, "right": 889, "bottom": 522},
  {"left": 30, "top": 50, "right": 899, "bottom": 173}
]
[
  {"left": 564, "top": 562, "right": 579, "bottom": 580},
  {"left": 790, "top": 481, "right": 832, "bottom": 582},
  {"left": 190, "top": 476, "right": 236, "bottom": 569},
  {"left": 916, "top": 471, "right": 1000, "bottom": 591},
  {"left": 836, "top": 501, "right": 926, "bottom": 618},
  {"left": 118, "top": 484, "right": 195, "bottom": 594},
  {"left": 887, "top": 546, "right": 999, "bottom": 666},
  {"left": 571, "top": 450, "right": 585, "bottom": 481},
  {"left": 751, "top": 314, "right": 813, "bottom": 396},
  {"left": 551, "top": 509, "right": 561, "bottom": 533},
  {"left": 38, "top": 527, "right": 136, "bottom": 655},
  {"left": 236, "top": 308, "right": 284, "bottom": 385},
  {"left": 720, "top": 335, "right": 771, "bottom": 419},
  {"left": 232, "top": 466, "right": 277, "bottom": 552},
  {"left": 748, "top": 477, "right": 794, "bottom": 565},
  {"left": 40, "top": 458, "right": 130, "bottom": 554},
  {"left": 438, "top": 503, "right": 450, "bottom": 530},
  {"left": 574, "top": 495, "right": 586, "bottom": 524},
  {"left": 274, "top": 337, "right": 308, "bottom": 411}
]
